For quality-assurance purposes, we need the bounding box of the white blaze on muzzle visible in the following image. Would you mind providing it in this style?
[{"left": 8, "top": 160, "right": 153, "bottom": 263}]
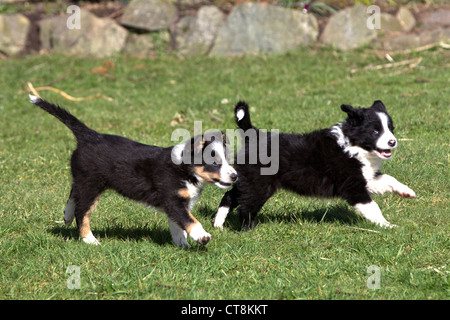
[{"left": 375, "top": 112, "right": 397, "bottom": 159}]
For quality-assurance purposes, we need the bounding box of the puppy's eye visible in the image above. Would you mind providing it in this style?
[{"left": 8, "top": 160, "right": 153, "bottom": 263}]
[{"left": 373, "top": 130, "right": 379, "bottom": 135}]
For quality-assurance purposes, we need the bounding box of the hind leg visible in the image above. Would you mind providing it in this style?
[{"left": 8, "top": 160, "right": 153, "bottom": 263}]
[
  {"left": 75, "top": 195, "right": 101, "bottom": 245},
  {"left": 214, "top": 186, "right": 240, "bottom": 229},
  {"left": 69, "top": 182, "right": 103, "bottom": 245},
  {"left": 237, "top": 188, "right": 275, "bottom": 229},
  {"left": 64, "top": 187, "right": 76, "bottom": 226}
]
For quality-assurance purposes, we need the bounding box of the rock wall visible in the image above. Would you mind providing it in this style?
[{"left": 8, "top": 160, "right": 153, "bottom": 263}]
[
  {"left": 1, "top": 0, "right": 449, "bottom": 57},
  {"left": 209, "top": 3, "right": 318, "bottom": 57}
]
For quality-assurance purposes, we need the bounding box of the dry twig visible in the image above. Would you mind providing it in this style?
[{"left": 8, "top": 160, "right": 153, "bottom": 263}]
[
  {"left": 26, "top": 81, "right": 113, "bottom": 101},
  {"left": 351, "top": 57, "right": 423, "bottom": 74}
]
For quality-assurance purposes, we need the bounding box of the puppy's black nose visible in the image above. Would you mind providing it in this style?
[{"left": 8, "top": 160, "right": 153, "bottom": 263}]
[
  {"left": 388, "top": 139, "right": 396, "bottom": 147},
  {"left": 230, "top": 173, "right": 238, "bottom": 181}
]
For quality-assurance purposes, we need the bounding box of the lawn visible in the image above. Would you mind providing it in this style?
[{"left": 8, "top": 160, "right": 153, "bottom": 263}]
[{"left": 0, "top": 47, "right": 448, "bottom": 300}]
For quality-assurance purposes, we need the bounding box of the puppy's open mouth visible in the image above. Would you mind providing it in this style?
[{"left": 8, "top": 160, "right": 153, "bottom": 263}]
[
  {"left": 213, "top": 178, "right": 232, "bottom": 188},
  {"left": 376, "top": 148, "right": 393, "bottom": 159}
]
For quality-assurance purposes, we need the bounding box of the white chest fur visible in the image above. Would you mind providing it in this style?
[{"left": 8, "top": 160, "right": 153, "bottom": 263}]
[
  {"left": 331, "top": 124, "right": 381, "bottom": 181},
  {"left": 185, "top": 180, "right": 203, "bottom": 211}
]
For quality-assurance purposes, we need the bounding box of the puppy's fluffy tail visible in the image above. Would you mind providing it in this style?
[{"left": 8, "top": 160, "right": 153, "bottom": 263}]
[
  {"left": 29, "top": 95, "right": 97, "bottom": 142},
  {"left": 234, "top": 101, "right": 254, "bottom": 131}
]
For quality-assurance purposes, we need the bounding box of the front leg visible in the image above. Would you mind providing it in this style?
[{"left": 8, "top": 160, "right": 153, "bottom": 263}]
[
  {"left": 166, "top": 206, "right": 212, "bottom": 247},
  {"left": 168, "top": 219, "right": 190, "bottom": 248},
  {"left": 366, "top": 174, "right": 416, "bottom": 198},
  {"left": 354, "top": 201, "right": 396, "bottom": 228}
]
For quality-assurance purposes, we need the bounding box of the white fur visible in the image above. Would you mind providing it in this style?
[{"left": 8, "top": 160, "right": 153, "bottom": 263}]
[
  {"left": 170, "top": 142, "right": 185, "bottom": 165},
  {"left": 354, "top": 201, "right": 394, "bottom": 228},
  {"left": 350, "top": 146, "right": 382, "bottom": 181},
  {"left": 64, "top": 198, "right": 75, "bottom": 226},
  {"left": 185, "top": 180, "right": 203, "bottom": 211},
  {"left": 331, "top": 124, "right": 381, "bottom": 180},
  {"left": 236, "top": 109, "right": 245, "bottom": 121},
  {"left": 366, "top": 174, "right": 416, "bottom": 198},
  {"left": 376, "top": 112, "right": 396, "bottom": 151},
  {"left": 82, "top": 231, "right": 101, "bottom": 245},
  {"left": 168, "top": 219, "right": 190, "bottom": 248},
  {"left": 211, "top": 141, "right": 237, "bottom": 188},
  {"left": 188, "top": 222, "right": 211, "bottom": 243},
  {"left": 213, "top": 206, "right": 230, "bottom": 229},
  {"left": 330, "top": 124, "right": 350, "bottom": 149},
  {"left": 29, "top": 94, "right": 40, "bottom": 103}
]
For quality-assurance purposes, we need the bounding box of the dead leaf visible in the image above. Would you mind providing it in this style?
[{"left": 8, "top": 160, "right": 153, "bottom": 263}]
[{"left": 90, "top": 66, "right": 109, "bottom": 74}]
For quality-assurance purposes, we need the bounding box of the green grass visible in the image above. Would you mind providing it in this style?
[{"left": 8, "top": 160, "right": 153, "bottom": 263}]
[{"left": 0, "top": 47, "right": 448, "bottom": 300}]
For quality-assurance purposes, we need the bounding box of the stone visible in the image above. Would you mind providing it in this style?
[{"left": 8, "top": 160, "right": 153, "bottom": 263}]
[
  {"left": 378, "top": 27, "right": 450, "bottom": 51},
  {"left": 396, "top": 7, "right": 416, "bottom": 32},
  {"left": 210, "top": 3, "right": 318, "bottom": 57},
  {"left": 174, "top": 6, "right": 226, "bottom": 57},
  {"left": 120, "top": 0, "right": 177, "bottom": 31},
  {"left": 420, "top": 9, "right": 450, "bottom": 30},
  {"left": 0, "top": 13, "right": 30, "bottom": 56},
  {"left": 320, "top": 4, "right": 376, "bottom": 51},
  {"left": 123, "top": 33, "right": 155, "bottom": 57},
  {"left": 39, "top": 10, "right": 128, "bottom": 57},
  {"left": 379, "top": 13, "right": 403, "bottom": 33}
]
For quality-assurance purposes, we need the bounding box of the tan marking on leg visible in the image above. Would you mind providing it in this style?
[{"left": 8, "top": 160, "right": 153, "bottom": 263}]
[
  {"left": 78, "top": 196, "right": 100, "bottom": 238},
  {"left": 185, "top": 211, "right": 199, "bottom": 235}
]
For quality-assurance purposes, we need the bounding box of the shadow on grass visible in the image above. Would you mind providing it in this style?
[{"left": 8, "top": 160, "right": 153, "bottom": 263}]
[
  {"left": 48, "top": 204, "right": 361, "bottom": 244},
  {"left": 49, "top": 224, "right": 173, "bottom": 246},
  {"left": 201, "top": 203, "right": 361, "bottom": 232}
]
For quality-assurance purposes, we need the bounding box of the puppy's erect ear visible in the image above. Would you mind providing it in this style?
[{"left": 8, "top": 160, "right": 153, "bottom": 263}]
[
  {"left": 341, "top": 104, "right": 355, "bottom": 115},
  {"left": 370, "top": 100, "right": 387, "bottom": 112},
  {"left": 341, "top": 104, "right": 363, "bottom": 123}
]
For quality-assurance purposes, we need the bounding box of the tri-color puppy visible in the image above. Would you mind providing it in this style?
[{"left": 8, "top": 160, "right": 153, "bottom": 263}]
[
  {"left": 214, "top": 100, "right": 416, "bottom": 230},
  {"left": 29, "top": 95, "right": 237, "bottom": 247}
]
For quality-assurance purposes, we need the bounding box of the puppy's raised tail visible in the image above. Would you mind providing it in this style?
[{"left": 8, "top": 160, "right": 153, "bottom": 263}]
[
  {"left": 234, "top": 101, "right": 254, "bottom": 131},
  {"left": 29, "top": 94, "right": 97, "bottom": 142}
]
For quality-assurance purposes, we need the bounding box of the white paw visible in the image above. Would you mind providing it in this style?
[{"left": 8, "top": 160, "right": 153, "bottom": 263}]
[
  {"left": 189, "top": 223, "right": 212, "bottom": 245},
  {"left": 396, "top": 185, "right": 416, "bottom": 198},
  {"left": 168, "top": 219, "right": 191, "bottom": 248},
  {"left": 81, "top": 231, "right": 101, "bottom": 245},
  {"left": 172, "top": 230, "right": 191, "bottom": 248},
  {"left": 377, "top": 220, "right": 398, "bottom": 228},
  {"left": 64, "top": 198, "right": 75, "bottom": 226},
  {"left": 213, "top": 206, "right": 229, "bottom": 230}
]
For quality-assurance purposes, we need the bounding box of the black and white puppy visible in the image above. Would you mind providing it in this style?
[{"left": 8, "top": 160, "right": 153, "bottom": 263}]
[
  {"left": 214, "top": 100, "right": 415, "bottom": 229},
  {"left": 29, "top": 95, "right": 237, "bottom": 247}
]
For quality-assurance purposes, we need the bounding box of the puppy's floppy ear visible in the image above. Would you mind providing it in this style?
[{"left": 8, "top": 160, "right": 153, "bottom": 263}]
[
  {"left": 191, "top": 134, "right": 205, "bottom": 154},
  {"left": 370, "top": 100, "right": 387, "bottom": 112},
  {"left": 221, "top": 131, "right": 230, "bottom": 145},
  {"left": 341, "top": 104, "right": 363, "bottom": 123}
]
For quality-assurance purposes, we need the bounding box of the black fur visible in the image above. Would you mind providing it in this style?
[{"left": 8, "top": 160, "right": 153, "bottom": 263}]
[
  {"left": 30, "top": 96, "right": 235, "bottom": 246},
  {"left": 218, "top": 100, "right": 396, "bottom": 229}
]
